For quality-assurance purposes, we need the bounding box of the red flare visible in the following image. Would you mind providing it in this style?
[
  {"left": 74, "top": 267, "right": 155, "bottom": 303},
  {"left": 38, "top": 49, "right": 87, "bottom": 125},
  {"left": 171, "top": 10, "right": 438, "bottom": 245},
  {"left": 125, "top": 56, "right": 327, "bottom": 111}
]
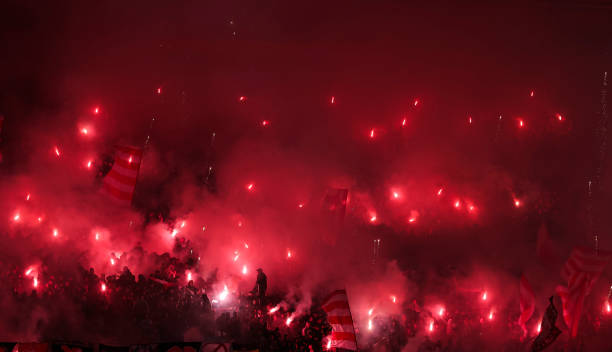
[
  {"left": 157, "top": 87, "right": 162, "bottom": 94},
  {"left": 518, "top": 118, "right": 525, "bottom": 128},
  {"left": 514, "top": 199, "right": 521, "bottom": 208},
  {"left": 287, "top": 250, "right": 292, "bottom": 258},
  {"left": 110, "top": 258, "right": 115, "bottom": 265},
  {"left": 26, "top": 193, "right": 30, "bottom": 201},
  {"left": 286, "top": 316, "right": 294, "bottom": 326},
  {"left": 369, "top": 129, "right": 375, "bottom": 139},
  {"left": 95, "top": 233, "right": 100, "bottom": 241},
  {"left": 298, "top": 203, "right": 304, "bottom": 208},
  {"left": 242, "top": 265, "right": 247, "bottom": 275},
  {"left": 392, "top": 191, "right": 400, "bottom": 200},
  {"left": 80, "top": 127, "right": 88, "bottom": 135},
  {"left": 368, "top": 319, "right": 373, "bottom": 330},
  {"left": 33, "top": 277, "right": 38, "bottom": 288},
  {"left": 488, "top": 310, "right": 494, "bottom": 320},
  {"left": 437, "top": 188, "right": 443, "bottom": 197},
  {"left": 326, "top": 338, "right": 332, "bottom": 350},
  {"left": 261, "top": 120, "right": 269, "bottom": 127},
  {"left": 454, "top": 200, "right": 461, "bottom": 209},
  {"left": 530, "top": 90, "right": 534, "bottom": 97},
  {"left": 13, "top": 213, "right": 20, "bottom": 222},
  {"left": 606, "top": 302, "right": 611, "bottom": 313},
  {"left": 556, "top": 113, "right": 564, "bottom": 122},
  {"left": 239, "top": 96, "right": 246, "bottom": 102},
  {"left": 101, "top": 283, "right": 107, "bottom": 292},
  {"left": 468, "top": 116, "right": 473, "bottom": 124},
  {"left": 25, "top": 268, "right": 33, "bottom": 276},
  {"left": 402, "top": 118, "right": 407, "bottom": 127},
  {"left": 428, "top": 321, "right": 434, "bottom": 332},
  {"left": 408, "top": 217, "right": 416, "bottom": 223},
  {"left": 128, "top": 155, "right": 133, "bottom": 164},
  {"left": 537, "top": 321, "right": 542, "bottom": 333},
  {"left": 482, "top": 291, "right": 488, "bottom": 301},
  {"left": 438, "top": 307, "right": 445, "bottom": 317},
  {"left": 187, "top": 271, "right": 192, "bottom": 281},
  {"left": 180, "top": 221, "right": 186, "bottom": 228},
  {"left": 330, "top": 96, "right": 335, "bottom": 104},
  {"left": 93, "top": 106, "right": 100, "bottom": 115},
  {"left": 413, "top": 99, "right": 419, "bottom": 107},
  {"left": 86, "top": 160, "right": 93, "bottom": 169},
  {"left": 269, "top": 305, "right": 280, "bottom": 314},
  {"left": 369, "top": 214, "right": 377, "bottom": 223},
  {"left": 246, "top": 183, "right": 254, "bottom": 191},
  {"left": 391, "top": 295, "right": 397, "bottom": 303},
  {"left": 54, "top": 146, "right": 61, "bottom": 157},
  {"left": 52, "top": 229, "right": 59, "bottom": 238}
]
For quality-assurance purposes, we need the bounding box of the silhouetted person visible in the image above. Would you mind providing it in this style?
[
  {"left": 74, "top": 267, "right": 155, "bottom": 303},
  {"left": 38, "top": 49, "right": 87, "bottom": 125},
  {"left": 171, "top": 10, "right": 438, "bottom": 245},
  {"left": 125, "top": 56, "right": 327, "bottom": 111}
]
[{"left": 252, "top": 268, "right": 267, "bottom": 306}]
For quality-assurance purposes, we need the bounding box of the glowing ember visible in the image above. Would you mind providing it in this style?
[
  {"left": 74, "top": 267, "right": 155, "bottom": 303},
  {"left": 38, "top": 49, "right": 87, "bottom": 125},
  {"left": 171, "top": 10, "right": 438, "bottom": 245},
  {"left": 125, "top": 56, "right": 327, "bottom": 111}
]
[
  {"left": 438, "top": 307, "right": 445, "bottom": 317},
  {"left": 269, "top": 305, "right": 280, "bottom": 314},
  {"left": 93, "top": 106, "right": 100, "bottom": 114},
  {"left": 330, "top": 96, "right": 335, "bottom": 104},
  {"left": 246, "top": 183, "right": 254, "bottom": 191},
  {"left": 413, "top": 99, "right": 419, "bottom": 107},
  {"left": 242, "top": 265, "right": 247, "bottom": 275},
  {"left": 454, "top": 200, "right": 461, "bottom": 209},
  {"left": 391, "top": 295, "right": 397, "bottom": 303},
  {"left": 468, "top": 116, "right": 473, "bottom": 124},
  {"left": 369, "top": 129, "right": 375, "bottom": 139},
  {"left": 261, "top": 120, "right": 269, "bottom": 126},
  {"left": 171, "top": 229, "right": 178, "bottom": 237},
  {"left": 428, "top": 321, "right": 434, "bottom": 332},
  {"left": 556, "top": 113, "right": 564, "bottom": 121},
  {"left": 537, "top": 322, "right": 542, "bottom": 333},
  {"left": 25, "top": 268, "right": 33, "bottom": 276},
  {"left": 157, "top": 87, "right": 162, "bottom": 94},
  {"left": 287, "top": 250, "right": 292, "bottom": 258},
  {"left": 80, "top": 128, "right": 88, "bottom": 135},
  {"left": 86, "top": 160, "right": 93, "bottom": 168},
  {"left": 368, "top": 308, "right": 374, "bottom": 316},
  {"left": 26, "top": 193, "right": 30, "bottom": 201},
  {"left": 606, "top": 302, "right": 611, "bottom": 313},
  {"left": 128, "top": 155, "right": 133, "bottom": 164},
  {"left": 369, "top": 215, "right": 377, "bottom": 223},
  {"left": 368, "top": 319, "right": 373, "bottom": 330},
  {"left": 13, "top": 213, "right": 20, "bottom": 222},
  {"left": 530, "top": 90, "right": 534, "bottom": 97},
  {"left": 402, "top": 118, "right": 407, "bottom": 127},
  {"left": 514, "top": 199, "right": 521, "bottom": 208},
  {"left": 239, "top": 96, "right": 246, "bottom": 102},
  {"left": 518, "top": 118, "right": 525, "bottom": 128},
  {"left": 488, "top": 311, "right": 494, "bottom": 320},
  {"left": 482, "top": 291, "right": 488, "bottom": 301},
  {"left": 437, "top": 188, "right": 443, "bottom": 197},
  {"left": 101, "top": 283, "right": 106, "bottom": 292},
  {"left": 54, "top": 146, "right": 61, "bottom": 157},
  {"left": 33, "top": 278, "right": 38, "bottom": 288},
  {"left": 286, "top": 316, "right": 294, "bottom": 326},
  {"left": 52, "top": 229, "right": 58, "bottom": 237},
  {"left": 187, "top": 272, "right": 192, "bottom": 281}
]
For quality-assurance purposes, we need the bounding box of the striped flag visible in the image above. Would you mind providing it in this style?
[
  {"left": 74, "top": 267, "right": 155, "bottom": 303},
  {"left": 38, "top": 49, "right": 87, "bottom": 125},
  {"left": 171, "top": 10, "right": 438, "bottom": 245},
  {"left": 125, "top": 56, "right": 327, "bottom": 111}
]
[
  {"left": 555, "top": 246, "right": 611, "bottom": 337},
  {"left": 322, "top": 289, "right": 358, "bottom": 351},
  {"left": 518, "top": 274, "right": 535, "bottom": 335},
  {"left": 102, "top": 145, "right": 143, "bottom": 203}
]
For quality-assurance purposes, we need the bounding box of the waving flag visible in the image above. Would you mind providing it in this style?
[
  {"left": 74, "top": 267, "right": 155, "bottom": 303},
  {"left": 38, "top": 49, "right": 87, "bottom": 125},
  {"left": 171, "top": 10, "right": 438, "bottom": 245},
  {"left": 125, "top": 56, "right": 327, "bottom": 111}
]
[
  {"left": 322, "top": 289, "right": 358, "bottom": 351},
  {"left": 532, "top": 296, "right": 562, "bottom": 352},
  {"left": 102, "top": 145, "right": 143, "bottom": 203},
  {"left": 555, "top": 246, "right": 611, "bottom": 337},
  {"left": 518, "top": 274, "right": 535, "bottom": 335}
]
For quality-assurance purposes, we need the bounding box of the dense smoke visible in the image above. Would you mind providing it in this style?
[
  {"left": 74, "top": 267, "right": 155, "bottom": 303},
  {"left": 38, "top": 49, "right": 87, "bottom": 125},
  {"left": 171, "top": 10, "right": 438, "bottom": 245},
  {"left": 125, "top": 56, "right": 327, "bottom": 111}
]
[{"left": 1, "top": 0, "right": 612, "bottom": 350}]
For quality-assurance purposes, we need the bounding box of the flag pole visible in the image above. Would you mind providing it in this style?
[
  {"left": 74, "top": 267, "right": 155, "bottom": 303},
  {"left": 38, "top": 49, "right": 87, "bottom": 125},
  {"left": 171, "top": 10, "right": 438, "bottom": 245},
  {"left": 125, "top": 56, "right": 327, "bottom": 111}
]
[{"left": 344, "top": 288, "right": 360, "bottom": 352}]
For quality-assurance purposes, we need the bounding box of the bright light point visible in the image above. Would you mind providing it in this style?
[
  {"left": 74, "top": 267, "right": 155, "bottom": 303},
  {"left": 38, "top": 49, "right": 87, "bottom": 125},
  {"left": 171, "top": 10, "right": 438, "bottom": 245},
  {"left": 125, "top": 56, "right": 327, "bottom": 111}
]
[
  {"left": 428, "top": 321, "right": 434, "bottom": 332},
  {"left": 101, "top": 283, "right": 106, "bottom": 292},
  {"left": 187, "top": 272, "right": 192, "bottom": 281},
  {"left": 171, "top": 229, "right": 178, "bottom": 237},
  {"left": 368, "top": 308, "right": 374, "bottom": 316},
  {"left": 606, "top": 302, "right": 611, "bottom": 313},
  {"left": 244, "top": 243, "right": 248, "bottom": 249},
  {"left": 408, "top": 217, "right": 416, "bottom": 223},
  {"left": 326, "top": 339, "right": 332, "bottom": 350},
  {"left": 37, "top": 217, "right": 42, "bottom": 223},
  {"left": 413, "top": 99, "right": 419, "bottom": 107},
  {"left": 54, "top": 146, "right": 60, "bottom": 157},
  {"left": 286, "top": 316, "right": 294, "bottom": 326},
  {"left": 261, "top": 120, "right": 269, "bottom": 126},
  {"left": 157, "top": 87, "right": 162, "bottom": 94},
  {"left": 81, "top": 128, "right": 88, "bottom": 135},
  {"left": 180, "top": 221, "right": 186, "bottom": 228},
  {"left": 530, "top": 91, "right": 534, "bottom": 97},
  {"left": 33, "top": 278, "right": 38, "bottom": 288},
  {"left": 369, "top": 215, "right": 377, "bottom": 223},
  {"left": 482, "top": 291, "right": 487, "bottom": 301},
  {"left": 287, "top": 250, "right": 292, "bottom": 258},
  {"left": 238, "top": 221, "right": 243, "bottom": 227},
  {"left": 369, "top": 129, "right": 375, "bottom": 139},
  {"left": 468, "top": 116, "right": 473, "bottom": 124},
  {"left": 518, "top": 118, "right": 525, "bottom": 128},
  {"left": 26, "top": 193, "right": 30, "bottom": 201},
  {"left": 93, "top": 107, "right": 100, "bottom": 115},
  {"left": 202, "top": 226, "right": 206, "bottom": 231},
  {"left": 110, "top": 258, "right": 115, "bottom": 265},
  {"left": 239, "top": 96, "right": 246, "bottom": 102},
  {"left": 537, "top": 322, "right": 542, "bottom": 333},
  {"left": 391, "top": 295, "right": 397, "bottom": 303},
  {"left": 454, "top": 200, "right": 461, "bottom": 209},
  {"left": 438, "top": 307, "right": 445, "bottom": 317},
  {"left": 13, "top": 214, "right": 20, "bottom": 222},
  {"left": 242, "top": 265, "right": 247, "bottom": 275},
  {"left": 468, "top": 204, "right": 475, "bottom": 213},
  {"left": 25, "top": 268, "right": 33, "bottom": 276},
  {"left": 330, "top": 96, "right": 335, "bottom": 104},
  {"left": 556, "top": 113, "right": 564, "bottom": 121},
  {"left": 52, "top": 229, "right": 58, "bottom": 237},
  {"left": 402, "top": 118, "right": 407, "bottom": 127},
  {"left": 514, "top": 199, "right": 521, "bottom": 208},
  {"left": 246, "top": 183, "right": 254, "bottom": 191},
  {"left": 128, "top": 155, "right": 133, "bottom": 164},
  {"left": 233, "top": 254, "right": 239, "bottom": 262},
  {"left": 298, "top": 203, "right": 304, "bottom": 208},
  {"left": 392, "top": 191, "right": 400, "bottom": 199},
  {"left": 95, "top": 233, "right": 100, "bottom": 241},
  {"left": 219, "top": 285, "right": 229, "bottom": 301},
  {"left": 368, "top": 319, "right": 373, "bottom": 330},
  {"left": 437, "top": 188, "right": 443, "bottom": 197},
  {"left": 488, "top": 311, "right": 494, "bottom": 320},
  {"left": 269, "top": 305, "right": 280, "bottom": 314}
]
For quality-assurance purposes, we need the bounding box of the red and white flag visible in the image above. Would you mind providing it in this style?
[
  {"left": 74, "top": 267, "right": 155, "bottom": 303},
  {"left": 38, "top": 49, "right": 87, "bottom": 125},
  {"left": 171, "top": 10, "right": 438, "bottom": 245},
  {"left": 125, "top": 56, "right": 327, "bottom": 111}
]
[
  {"left": 322, "top": 289, "right": 358, "bottom": 351},
  {"left": 518, "top": 274, "right": 535, "bottom": 334},
  {"left": 102, "top": 145, "right": 143, "bottom": 203},
  {"left": 555, "top": 246, "right": 611, "bottom": 337}
]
